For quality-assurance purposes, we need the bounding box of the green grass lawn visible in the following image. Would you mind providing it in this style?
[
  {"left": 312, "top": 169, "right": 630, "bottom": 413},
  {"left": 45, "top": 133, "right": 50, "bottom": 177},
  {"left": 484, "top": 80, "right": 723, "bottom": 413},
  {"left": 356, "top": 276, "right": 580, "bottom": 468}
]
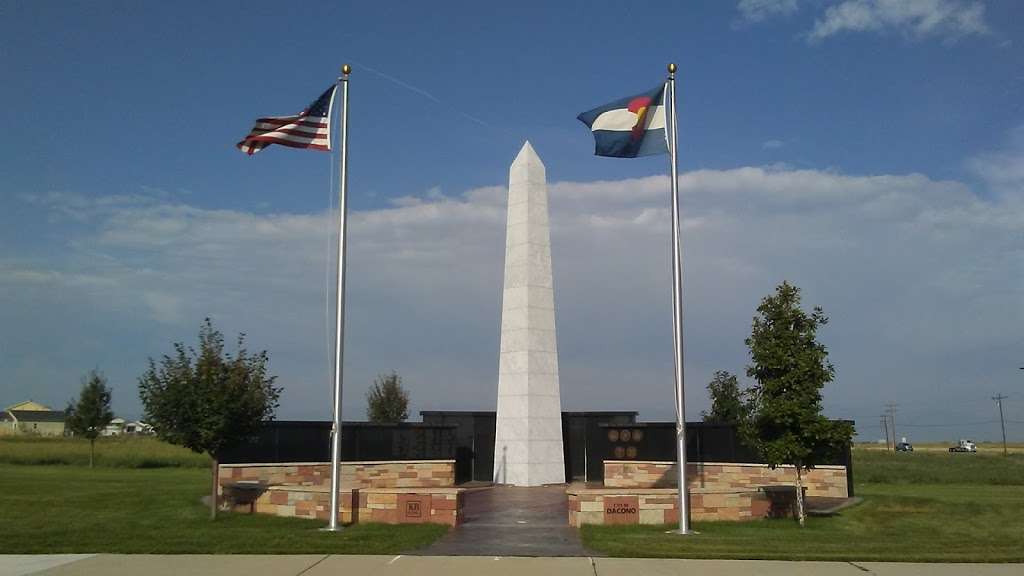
[
  {"left": 3, "top": 440, "right": 1023, "bottom": 559},
  {"left": 0, "top": 436, "right": 208, "bottom": 468},
  {"left": 0, "top": 464, "right": 446, "bottom": 554},
  {"left": 582, "top": 450, "right": 1024, "bottom": 562},
  {"left": 854, "top": 450, "right": 1024, "bottom": 485}
]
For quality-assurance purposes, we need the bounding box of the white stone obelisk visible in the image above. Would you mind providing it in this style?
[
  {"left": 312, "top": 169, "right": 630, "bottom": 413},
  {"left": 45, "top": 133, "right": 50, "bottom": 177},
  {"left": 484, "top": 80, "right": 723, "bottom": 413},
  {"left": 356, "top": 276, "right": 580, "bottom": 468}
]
[{"left": 493, "top": 141, "right": 565, "bottom": 486}]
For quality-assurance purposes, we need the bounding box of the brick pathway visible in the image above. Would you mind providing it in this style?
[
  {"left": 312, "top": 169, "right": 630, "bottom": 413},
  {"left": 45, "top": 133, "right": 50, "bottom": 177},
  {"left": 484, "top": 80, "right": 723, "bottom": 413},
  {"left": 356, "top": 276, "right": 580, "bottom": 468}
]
[{"left": 418, "top": 485, "right": 594, "bottom": 557}]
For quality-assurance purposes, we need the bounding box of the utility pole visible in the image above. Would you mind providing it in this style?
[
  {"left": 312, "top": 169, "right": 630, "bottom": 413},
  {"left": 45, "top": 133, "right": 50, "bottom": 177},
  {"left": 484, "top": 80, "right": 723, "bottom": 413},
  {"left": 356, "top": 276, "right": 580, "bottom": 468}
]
[
  {"left": 880, "top": 414, "right": 891, "bottom": 452},
  {"left": 886, "top": 402, "right": 899, "bottom": 449},
  {"left": 993, "top": 394, "right": 1008, "bottom": 456}
]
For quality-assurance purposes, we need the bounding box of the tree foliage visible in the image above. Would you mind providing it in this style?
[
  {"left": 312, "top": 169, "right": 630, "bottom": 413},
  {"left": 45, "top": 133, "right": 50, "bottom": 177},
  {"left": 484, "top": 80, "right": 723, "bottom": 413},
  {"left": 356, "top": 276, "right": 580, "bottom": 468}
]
[
  {"left": 65, "top": 369, "right": 114, "bottom": 468},
  {"left": 366, "top": 371, "right": 409, "bottom": 423},
  {"left": 701, "top": 370, "right": 747, "bottom": 424},
  {"left": 138, "top": 318, "right": 280, "bottom": 519},
  {"left": 743, "top": 281, "right": 853, "bottom": 525}
]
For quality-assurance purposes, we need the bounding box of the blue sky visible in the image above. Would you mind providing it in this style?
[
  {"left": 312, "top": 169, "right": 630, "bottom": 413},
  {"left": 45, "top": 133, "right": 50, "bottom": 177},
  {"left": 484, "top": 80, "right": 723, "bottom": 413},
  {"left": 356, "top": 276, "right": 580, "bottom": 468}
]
[{"left": 2, "top": 0, "right": 1022, "bottom": 442}]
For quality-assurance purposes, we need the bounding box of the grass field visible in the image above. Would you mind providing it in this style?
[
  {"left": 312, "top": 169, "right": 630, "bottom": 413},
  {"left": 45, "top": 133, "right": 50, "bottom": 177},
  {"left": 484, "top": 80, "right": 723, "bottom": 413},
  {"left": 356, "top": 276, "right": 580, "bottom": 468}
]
[
  {"left": 854, "top": 449, "right": 1024, "bottom": 485},
  {"left": 0, "top": 436, "right": 208, "bottom": 468},
  {"left": 857, "top": 442, "right": 1024, "bottom": 454},
  {"left": 582, "top": 449, "right": 1024, "bottom": 562},
  {"left": 0, "top": 464, "right": 446, "bottom": 554},
  {"left": 3, "top": 438, "right": 1023, "bottom": 559}
]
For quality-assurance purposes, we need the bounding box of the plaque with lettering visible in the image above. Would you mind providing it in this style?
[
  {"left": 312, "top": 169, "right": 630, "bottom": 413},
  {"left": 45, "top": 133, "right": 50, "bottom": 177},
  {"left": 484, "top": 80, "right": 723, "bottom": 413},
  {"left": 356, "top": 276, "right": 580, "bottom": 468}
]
[
  {"left": 398, "top": 494, "right": 431, "bottom": 523},
  {"left": 406, "top": 501, "right": 421, "bottom": 518},
  {"left": 603, "top": 496, "right": 639, "bottom": 525}
]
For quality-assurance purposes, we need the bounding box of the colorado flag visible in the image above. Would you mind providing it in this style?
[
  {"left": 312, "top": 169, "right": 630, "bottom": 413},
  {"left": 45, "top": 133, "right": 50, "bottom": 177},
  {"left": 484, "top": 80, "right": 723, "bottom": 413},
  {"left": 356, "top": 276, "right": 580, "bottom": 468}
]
[{"left": 577, "top": 84, "right": 668, "bottom": 158}]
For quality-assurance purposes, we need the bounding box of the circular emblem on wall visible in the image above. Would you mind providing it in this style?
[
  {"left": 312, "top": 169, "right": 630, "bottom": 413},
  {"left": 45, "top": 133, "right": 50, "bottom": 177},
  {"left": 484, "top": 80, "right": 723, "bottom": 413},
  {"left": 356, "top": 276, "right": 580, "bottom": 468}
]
[
  {"left": 632, "top": 429, "right": 643, "bottom": 442},
  {"left": 614, "top": 446, "right": 626, "bottom": 458},
  {"left": 608, "top": 429, "right": 620, "bottom": 442},
  {"left": 620, "top": 429, "right": 631, "bottom": 442},
  {"left": 626, "top": 446, "right": 637, "bottom": 458}
]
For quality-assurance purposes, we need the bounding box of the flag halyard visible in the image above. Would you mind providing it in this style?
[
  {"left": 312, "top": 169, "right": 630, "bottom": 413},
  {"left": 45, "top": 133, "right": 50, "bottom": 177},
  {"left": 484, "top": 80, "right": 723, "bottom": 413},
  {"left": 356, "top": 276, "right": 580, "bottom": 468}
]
[{"left": 237, "top": 85, "right": 337, "bottom": 155}]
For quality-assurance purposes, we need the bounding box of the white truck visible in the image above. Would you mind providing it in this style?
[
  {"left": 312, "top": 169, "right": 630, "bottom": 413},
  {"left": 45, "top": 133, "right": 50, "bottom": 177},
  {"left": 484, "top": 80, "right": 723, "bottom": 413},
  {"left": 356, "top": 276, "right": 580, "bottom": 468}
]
[{"left": 949, "top": 439, "right": 977, "bottom": 453}]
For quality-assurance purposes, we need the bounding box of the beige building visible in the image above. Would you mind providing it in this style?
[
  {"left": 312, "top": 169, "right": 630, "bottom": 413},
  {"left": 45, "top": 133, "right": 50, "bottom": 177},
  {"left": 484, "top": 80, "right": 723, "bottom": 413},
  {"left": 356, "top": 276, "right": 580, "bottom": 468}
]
[{"left": 0, "top": 401, "right": 66, "bottom": 436}]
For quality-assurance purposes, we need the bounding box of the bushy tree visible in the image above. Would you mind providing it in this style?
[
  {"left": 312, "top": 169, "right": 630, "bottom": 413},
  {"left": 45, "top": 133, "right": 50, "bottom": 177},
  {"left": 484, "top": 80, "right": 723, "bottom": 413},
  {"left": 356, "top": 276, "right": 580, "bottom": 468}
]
[
  {"left": 138, "top": 318, "right": 280, "bottom": 519},
  {"left": 65, "top": 370, "right": 114, "bottom": 468},
  {"left": 701, "top": 370, "right": 747, "bottom": 424},
  {"left": 743, "top": 281, "right": 853, "bottom": 526},
  {"left": 366, "top": 371, "right": 409, "bottom": 423}
]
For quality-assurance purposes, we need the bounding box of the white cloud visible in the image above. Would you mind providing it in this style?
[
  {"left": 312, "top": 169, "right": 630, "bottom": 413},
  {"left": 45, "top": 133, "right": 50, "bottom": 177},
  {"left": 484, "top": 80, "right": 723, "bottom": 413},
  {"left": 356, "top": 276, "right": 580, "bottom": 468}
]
[
  {"left": 808, "top": 0, "right": 990, "bottom": 43},
  {"left": 735, "top": 0, "right": 992, "bottom": 44},
  {"left": 3, "top": 148, "right": 1022, "bottom": 439},
  {"left": 762, "top": 139, "right": 785, "bottom": 149},
  {"left": 737, "top": 0, "right": 800, "bottom": 23},
  {"left": 968, "top": 125, "right": 1024, "bottom": 196}
]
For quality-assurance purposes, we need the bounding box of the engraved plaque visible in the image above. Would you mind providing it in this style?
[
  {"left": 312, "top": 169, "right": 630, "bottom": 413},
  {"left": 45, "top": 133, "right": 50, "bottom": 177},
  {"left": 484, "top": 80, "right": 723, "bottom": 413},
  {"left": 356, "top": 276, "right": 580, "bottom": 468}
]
[
  {"left": 604, "top": 496, "right": 639, "bottom": 525},
  {"left": 406, "top": 501, "right": 421, "bottom": 518},
  {"left": 398, "top": 494, "right": 431, "bottom": 524}
]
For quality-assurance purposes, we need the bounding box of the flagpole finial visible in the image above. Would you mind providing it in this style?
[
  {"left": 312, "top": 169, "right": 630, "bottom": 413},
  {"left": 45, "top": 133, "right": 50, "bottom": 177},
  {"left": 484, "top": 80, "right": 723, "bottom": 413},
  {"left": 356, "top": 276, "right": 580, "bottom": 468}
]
[
  {"left": 668, "top": 63, "right": 677, "bottom": 74},
  {"left": 342, "top": 64, "right": 351, "bottom": 75}
]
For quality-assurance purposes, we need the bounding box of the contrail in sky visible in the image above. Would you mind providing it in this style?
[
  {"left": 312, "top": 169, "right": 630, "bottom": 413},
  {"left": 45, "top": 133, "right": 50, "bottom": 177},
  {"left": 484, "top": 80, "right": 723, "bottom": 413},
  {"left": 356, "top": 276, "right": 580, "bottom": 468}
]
[{"left": 350, "top": 59, "right": 498, "bottom": 131}]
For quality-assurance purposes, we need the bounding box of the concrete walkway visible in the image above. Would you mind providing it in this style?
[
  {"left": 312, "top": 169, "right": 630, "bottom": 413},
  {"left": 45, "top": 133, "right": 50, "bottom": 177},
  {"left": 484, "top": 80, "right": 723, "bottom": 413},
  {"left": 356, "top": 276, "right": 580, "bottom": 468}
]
[
  {"left": 422, "top": 485, "right": 592, "bottom": 556},
  {"left": 5, "top": 555, "right": 1022, "bottom": 576},
  {"left": 0, "top": 555, "right": 95, "bottom": 576}
]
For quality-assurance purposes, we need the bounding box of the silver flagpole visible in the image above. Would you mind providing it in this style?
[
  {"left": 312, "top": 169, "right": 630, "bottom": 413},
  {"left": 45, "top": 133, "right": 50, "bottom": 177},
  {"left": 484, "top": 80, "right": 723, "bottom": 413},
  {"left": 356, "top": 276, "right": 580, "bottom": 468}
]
[
  {"left": 667, "top": 62, "right": 690, "bottom": 535},
  {"left": 327, "top": 64, "right": 352, "bottom": 531}
]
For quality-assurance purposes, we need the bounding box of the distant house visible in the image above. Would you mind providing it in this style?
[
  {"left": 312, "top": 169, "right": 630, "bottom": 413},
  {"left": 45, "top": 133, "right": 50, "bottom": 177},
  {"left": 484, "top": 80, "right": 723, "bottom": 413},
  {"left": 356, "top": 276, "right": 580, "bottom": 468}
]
[
  {"left": 124, "top": 421, "right": 153, "bottom": 435},
  {"left": 1, "top": 401, "right": 66, "bottom": 436},
  {"left": 0, "top": 411, "right": 14, "bottom": 435},
  {"left": 102, "top": 418, "right": 126, "bottom": 437}
]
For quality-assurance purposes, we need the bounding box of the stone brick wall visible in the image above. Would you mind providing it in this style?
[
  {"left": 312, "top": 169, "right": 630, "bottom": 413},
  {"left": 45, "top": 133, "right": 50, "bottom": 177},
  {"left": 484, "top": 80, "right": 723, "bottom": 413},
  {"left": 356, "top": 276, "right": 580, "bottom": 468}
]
[
  {"left": 361, "top": 488, "right": 463, "bottom": 526},
  {"left": 604, "top": 461, "right": 848, "bottom": 498},
  {"left": 245, "top": 486, "right": 360, "bottom": 523},
  {"left": 217, "top": 460, "right": 456, "bottom": 493},
  {"left": 240, "top": 486, "right": 463, "bottom": 526},
  {"left": 567, "top": 487, "right": 771, "bottom": 527}
]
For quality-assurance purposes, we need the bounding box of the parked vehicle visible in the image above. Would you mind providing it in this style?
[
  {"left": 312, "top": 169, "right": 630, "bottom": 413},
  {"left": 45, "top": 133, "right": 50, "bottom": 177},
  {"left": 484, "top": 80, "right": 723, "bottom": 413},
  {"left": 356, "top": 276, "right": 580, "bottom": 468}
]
[
  {"left": 949, "top": 439, "right": 977, "bottom": 453},
  {"left": 896, "top": 441, "right": 913, "bottom": 452}
]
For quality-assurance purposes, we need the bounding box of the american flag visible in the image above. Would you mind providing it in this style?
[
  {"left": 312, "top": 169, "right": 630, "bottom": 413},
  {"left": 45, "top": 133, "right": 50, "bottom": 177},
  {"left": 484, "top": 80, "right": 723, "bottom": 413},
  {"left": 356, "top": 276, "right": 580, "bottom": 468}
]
[{"left": 236, "top": 85, "right": 336, "bottom": 155}]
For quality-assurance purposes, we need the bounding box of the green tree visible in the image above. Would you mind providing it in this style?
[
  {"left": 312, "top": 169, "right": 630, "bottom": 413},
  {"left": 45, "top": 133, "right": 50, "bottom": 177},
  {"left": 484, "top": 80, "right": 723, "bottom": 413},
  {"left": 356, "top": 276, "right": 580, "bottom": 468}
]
[
  {"left": 65, "top": 370, "right": 114, "bottom": 468},
  {"left": 138, "top": 318, "right": 281, "bottom": 520},
  {"left": 701, "top": 370, "right": 747, "bottom": 424},
  {"left": 743, "top": 281, "right": 853, "bottom": 526},
  {"left": 366, "top": 371, "right": 409, "bottom": 423}
]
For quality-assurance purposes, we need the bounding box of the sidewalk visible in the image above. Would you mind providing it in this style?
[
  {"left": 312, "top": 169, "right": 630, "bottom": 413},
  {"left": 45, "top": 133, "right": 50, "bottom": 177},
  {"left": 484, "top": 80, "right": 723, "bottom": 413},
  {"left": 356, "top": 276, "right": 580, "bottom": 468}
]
[{"left": 3, "top": 555, "right": 1021, "bottom": 576}]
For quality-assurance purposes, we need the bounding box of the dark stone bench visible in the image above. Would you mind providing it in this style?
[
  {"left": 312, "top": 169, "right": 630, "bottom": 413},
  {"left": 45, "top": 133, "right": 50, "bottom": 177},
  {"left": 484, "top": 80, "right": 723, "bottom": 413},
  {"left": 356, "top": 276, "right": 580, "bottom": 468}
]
[
  {"left": 222, "top": 481, "right": 268, "bottom": 513},
  {"left": 761, "top": 485, "right": 808, "bottom": 519}
]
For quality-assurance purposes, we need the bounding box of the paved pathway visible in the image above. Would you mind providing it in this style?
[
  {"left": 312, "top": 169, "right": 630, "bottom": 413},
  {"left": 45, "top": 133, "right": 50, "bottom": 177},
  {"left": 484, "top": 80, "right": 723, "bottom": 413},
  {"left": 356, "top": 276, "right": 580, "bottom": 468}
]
[
  {"left": 0, "top": 555, "right": 94, "bottom": 576},
  {"left": 5, "top": 554, "right": 1022, "bottom": 576},
  {"left": 421, "top": 485, "right": 592, "bottom": 557}
]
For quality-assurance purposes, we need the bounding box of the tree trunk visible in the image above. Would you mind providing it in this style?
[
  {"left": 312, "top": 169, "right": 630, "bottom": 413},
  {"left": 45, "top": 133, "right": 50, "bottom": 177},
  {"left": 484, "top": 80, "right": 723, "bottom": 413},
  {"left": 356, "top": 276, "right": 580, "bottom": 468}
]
[
  {"left": 794, "top": 464, "right": 806, "bottom": 527},
  {"left": 210, "top": 456, "right": 218, "bottom": 521},
  {"left": 89, "top": 438, "right": 95, "bottom": 468}
]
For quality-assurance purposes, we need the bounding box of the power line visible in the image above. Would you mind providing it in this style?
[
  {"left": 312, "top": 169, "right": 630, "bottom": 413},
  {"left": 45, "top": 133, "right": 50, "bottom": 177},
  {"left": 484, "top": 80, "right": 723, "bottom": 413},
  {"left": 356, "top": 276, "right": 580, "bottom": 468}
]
[{"left": 899, "top": 420, "right": 999, "bottom": 428}]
